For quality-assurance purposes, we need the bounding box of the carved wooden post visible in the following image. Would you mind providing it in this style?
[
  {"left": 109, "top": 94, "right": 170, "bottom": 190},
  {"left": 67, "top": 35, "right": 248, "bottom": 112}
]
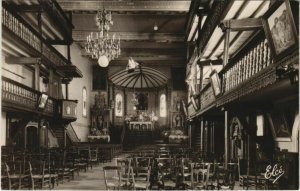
[
  {"left": 34, "top": 63, "right": 40, "bottom": 91},
  {"left": 224, "top": 110, "right": 229, "bottom": 170}
]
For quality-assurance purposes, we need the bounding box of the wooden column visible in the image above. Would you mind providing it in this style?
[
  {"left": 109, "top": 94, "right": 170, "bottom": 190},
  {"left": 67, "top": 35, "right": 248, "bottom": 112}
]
[
  {"left": 222, "top": 22, "right": 230, "bottom": 67},
  {"left": 111, "top": 84, "right": 115, "bottom": 126},
  {"left": 189, "top": 122, "right": 192, "bottom": 149},
  {"left": 224, "top": 110, "right": 229, "bottom": 170},
  {"left": 49, "top": 69, "right": 54, "bottom": 97},
  {"left": 34, "top": 63, "right": 40, "bottom": 91},
  {"left": 65, "top": 82, "right": 69, "bottom": 99},
  {"left": 123, "top": 88, "right": 127, "bottom": 116},
  {"left": 36, "top": 9, "right": 42, "bottom": 92},
  {"left": 200, "top": 119, "right": 204, "bottom": 152}
]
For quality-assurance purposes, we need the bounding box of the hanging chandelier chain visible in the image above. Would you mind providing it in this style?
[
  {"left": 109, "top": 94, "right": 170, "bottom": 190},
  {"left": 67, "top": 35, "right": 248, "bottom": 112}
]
[{"left": 85, "top": 8, "right": 121, "bottom": 65}]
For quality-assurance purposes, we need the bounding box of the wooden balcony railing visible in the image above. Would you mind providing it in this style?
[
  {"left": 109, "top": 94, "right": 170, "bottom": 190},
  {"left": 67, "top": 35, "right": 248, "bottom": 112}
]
[
  {"left": 2, "top": 5, "right": 70, "bottom": 67},
  {"left": 220, "top": 37, "right": 273, "bottom": 94},
  {"left": 2, "top": 77, "right": 54, "bottom": 116}
]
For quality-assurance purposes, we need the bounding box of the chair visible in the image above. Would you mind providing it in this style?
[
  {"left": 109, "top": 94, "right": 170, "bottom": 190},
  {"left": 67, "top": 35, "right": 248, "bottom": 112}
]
[
  {"left": 216, "top": 162, "right": 238, "bottom": 190},
  {"left": 1, "top": 162, "right": 13, "bottom": 190},
  {"left": 134, "top": 157, "right": 151, "bottom": 168},
  {"left": 28, "top": 160, "right": 52, "bottom": 189},
  {"left": 132, "top": 166, "right": 151, "bottom": 190},
  {"left": 244, "top": 161, "right": 269, "bottom": 190},
  {"left": 193, "top": 162, "right": 211, "bottom": 190},
  {"left": 115, "top": 158, "right": 133, "bottom": 189},
  {"left": 238, "top": 157, "right": 248, "bottom": 188},
  {"left": 103, "top": 166, "right": 122, "bottom": 190},
  {"left": 89, "top": 147, "right": 99, "bottom": 168}
]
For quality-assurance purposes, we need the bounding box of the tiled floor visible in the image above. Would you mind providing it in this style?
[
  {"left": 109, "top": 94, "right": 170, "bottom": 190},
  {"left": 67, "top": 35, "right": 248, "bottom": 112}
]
[{"left": 54, "top": 155, "right": 244, "bottom": 190}]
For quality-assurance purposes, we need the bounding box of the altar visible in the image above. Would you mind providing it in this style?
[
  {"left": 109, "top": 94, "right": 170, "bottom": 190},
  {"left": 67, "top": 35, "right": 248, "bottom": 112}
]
[{"left": 128, "top": 121, "right": 153, "bottom": 131}]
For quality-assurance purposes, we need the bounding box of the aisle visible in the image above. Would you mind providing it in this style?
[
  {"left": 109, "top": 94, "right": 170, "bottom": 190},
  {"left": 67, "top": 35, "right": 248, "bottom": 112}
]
[
  {"left": 54, "top": 160, "right": 116, "bottom": 190},
  {"left": 54, "top": 151, "right": 244, "bottom": 190}
]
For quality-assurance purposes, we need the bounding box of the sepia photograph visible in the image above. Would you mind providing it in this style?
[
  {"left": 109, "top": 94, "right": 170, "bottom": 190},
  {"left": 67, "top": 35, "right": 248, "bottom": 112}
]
[{"left": 0, "top": 0, "right": 299, "bottom": 190}]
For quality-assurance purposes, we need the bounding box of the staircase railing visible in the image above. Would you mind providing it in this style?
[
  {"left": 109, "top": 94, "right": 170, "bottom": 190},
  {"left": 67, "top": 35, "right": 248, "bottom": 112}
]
[{"left": 66, "top": 124, "right": 80, "bottom": 143}]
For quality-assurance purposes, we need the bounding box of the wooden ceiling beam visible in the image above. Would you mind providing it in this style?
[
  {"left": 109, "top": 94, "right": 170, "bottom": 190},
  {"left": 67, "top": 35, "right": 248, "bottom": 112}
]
[
  {"left": 222, "top": 18, "right": 263, "bottom": 31},
  {"left": 78, "top": 41, "right": 186, "bottom": 49},
  {"left": 73, "top": 31, "right": 184, "bottom": 42},
  {"left": 81, "top": 50, "right": 185, "bottom": 59},
  {"left": 198, "top": 59, "right": 223, "bottom": 66},
  {"left": 81, "top": 48, "right": 185, "bottom": 57},
  {"left": 5, "top": 57, "right": 41, "bottom": 65},
  {"left": 107, "top": 59, "right": 186, "bottom": 67},
  {"left": 6, "top": 4, "right": 41, "bottom": 12},
  {"left": 185, "top": 0, "right": 199, "bottom": 39},
  {"left": 57, "top": 0, "right": 191, "bottom": 12},
  {"left": 205, "top": 0, "right": 249, "bottom": 59}
]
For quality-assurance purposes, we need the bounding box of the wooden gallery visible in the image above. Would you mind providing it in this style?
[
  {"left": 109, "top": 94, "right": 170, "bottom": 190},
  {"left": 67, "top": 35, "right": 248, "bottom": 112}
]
[{"left": 1, "top": 0, "right": 299, "bottom": 190}]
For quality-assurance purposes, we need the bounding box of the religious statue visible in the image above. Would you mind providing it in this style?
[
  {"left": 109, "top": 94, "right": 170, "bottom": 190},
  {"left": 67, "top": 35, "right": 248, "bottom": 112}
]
[{"left": 91, "top": 93, "right": 107, "bottom": 131}]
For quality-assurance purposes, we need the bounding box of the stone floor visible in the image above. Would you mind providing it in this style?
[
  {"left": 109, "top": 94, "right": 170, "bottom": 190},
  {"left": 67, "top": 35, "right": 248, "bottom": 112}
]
[{"left": 54, "top": 155, "right": 244, "bottom": 190}]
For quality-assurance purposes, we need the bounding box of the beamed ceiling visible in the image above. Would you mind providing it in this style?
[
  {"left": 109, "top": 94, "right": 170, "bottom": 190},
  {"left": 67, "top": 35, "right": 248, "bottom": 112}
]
[{"left": 57, "top": 0, "right": 211, "bottom": 67}]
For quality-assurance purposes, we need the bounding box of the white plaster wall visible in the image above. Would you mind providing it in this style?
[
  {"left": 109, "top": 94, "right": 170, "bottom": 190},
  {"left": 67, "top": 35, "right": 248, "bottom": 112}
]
[
  {"left": 1, "top": 55, "right": 34, "bottom": 87},
  {"left": 1, "top": 112, "right": 7, "bottom": 146},
  {"left": 54, "top": 44, "right": 92, "bottom": 142}
]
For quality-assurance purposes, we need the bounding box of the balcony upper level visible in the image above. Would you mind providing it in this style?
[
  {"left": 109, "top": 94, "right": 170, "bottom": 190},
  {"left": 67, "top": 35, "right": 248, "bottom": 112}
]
[
  {"left": 2, "top": 77, "right": 78, "bottom": 121},
  {"left": 2, "top": 4, "right": 82, "bottom": 78},
  {"left": 3, "top": 0, "right": 73, "bottom": 44}
]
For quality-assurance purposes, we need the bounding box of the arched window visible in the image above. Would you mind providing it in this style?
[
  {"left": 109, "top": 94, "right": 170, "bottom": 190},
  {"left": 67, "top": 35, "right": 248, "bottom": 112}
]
[
  {"left": 160, "top": 94, "right": 167, "bottom": 117},
  {"left": 115, "top": 93, "right": 123, "bottom": 117}
]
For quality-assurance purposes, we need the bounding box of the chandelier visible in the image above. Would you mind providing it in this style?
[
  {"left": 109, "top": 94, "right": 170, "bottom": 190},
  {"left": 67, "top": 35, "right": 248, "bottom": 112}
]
[{"left": 85, "top": 8, "right": 121, "bottom": 67}]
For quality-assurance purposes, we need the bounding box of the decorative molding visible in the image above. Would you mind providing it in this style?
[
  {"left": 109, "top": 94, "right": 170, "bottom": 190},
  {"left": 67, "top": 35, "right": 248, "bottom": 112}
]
[{"left": 216, "top": 65, "right": 277, "bottom": 107}]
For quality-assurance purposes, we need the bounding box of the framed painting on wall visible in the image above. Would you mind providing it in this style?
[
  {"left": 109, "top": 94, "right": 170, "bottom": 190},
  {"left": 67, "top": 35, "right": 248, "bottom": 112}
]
[
  {"left": 115, "top": 93, "right": 123, "bottom": 117},
  {"left": 262, "top": 0, "right": 298, "bottom": 60},
  {"left": 267, "top": 110, "right": 292, "bottom": 141},
  {"left": 210, "top": 70, "right": 221, "bottom": 97}
]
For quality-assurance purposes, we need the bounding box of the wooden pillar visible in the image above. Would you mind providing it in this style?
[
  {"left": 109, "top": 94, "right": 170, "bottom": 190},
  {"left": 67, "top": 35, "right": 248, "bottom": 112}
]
[
  {"left": 64, "top": 126, "right": 67, "bottom": 148},
  {"left": 189, "top": 122, "right": 192, "bottom": 149},
  {"left": 34, "top": 63, "right": 40, "bottom": 91},
  {"left": 65, "top": 82, "right": 69, "bottom": 99},
  {"left": 49, "top": 69, "right": 53, "bottom": 97},
  {"left": 225, "top": 110, "right": 229, "bottom": 170},
  {"left": 200, "top": 120, "right": 204, "bottom": 152},
  {"left": 211, "top": 122, "right": 215, "bottom": 153},
  {"left": 112, "top": 84, "right": 115, "bottom": 126},
  {"left": 222, "top": 21, "right": 230, "bottom": 67},
  {"left": 36, "top": 9, "right": 42, "bottom": 91},
  {"left": 123, "top": 88, "right": 127, "bottom": 116}
]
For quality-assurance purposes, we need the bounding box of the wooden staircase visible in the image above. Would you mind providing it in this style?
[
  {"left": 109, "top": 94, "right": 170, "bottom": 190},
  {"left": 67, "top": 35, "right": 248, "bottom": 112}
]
[
  {"left": 51, "top": 126, "right": 65, "bottom": 147},
  {"left": 66, "top": 124, "right": 80, "bottom": 144},
  {"left": 51, "top": 124, "right": 80, "bottom": 147}
]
